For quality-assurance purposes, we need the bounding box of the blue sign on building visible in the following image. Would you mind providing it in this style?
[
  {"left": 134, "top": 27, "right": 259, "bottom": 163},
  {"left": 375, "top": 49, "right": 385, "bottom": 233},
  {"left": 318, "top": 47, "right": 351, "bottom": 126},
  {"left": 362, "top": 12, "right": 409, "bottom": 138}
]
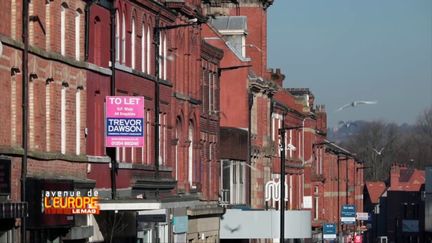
[
  {"left": 173, "top": 216, "right": 188, "bottom": 234},
  {"left": 323, "top": 223, "right": 337, "bottom": 239},
  {"left": 341, "top": 204, "right": 356, "bottom": 224}
]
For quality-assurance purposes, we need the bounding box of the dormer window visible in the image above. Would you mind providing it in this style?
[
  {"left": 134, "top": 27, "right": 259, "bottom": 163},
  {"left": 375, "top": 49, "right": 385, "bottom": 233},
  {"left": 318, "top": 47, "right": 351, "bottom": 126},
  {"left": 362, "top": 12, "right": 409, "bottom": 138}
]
[{"left": 210, "top": 16, "right": 248, "bottom": 58}]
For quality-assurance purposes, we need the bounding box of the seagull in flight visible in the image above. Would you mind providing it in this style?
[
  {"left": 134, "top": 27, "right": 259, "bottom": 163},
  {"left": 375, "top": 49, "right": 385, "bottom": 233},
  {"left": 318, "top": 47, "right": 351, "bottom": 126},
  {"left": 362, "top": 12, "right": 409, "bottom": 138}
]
[
  {"left": 338, "top": 120, "right": 356, "bottom": 128},
  {"left": 371, "top": 146, "right": 385, "bottom": 156},
  {"left": 335, "top": 100, "right": 377, "bottom": 112},
  {"left": 224, "top": 224, "right": 241, "bottom": 233}
]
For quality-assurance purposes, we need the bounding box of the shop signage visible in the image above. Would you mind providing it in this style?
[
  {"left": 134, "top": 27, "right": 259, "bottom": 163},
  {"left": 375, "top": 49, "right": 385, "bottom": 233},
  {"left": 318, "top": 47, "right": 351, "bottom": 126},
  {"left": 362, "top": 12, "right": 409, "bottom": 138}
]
[
  {"left": 42, "top": 189, "right": 100, "bottom": 215},
  {"left": 173, "top": 216, "right": 188, "bottom": 233},
  {"left": 323, "top": 223, "right": 337, "bottom": 239},
  {"left": 265, "top": 179, "right": 288, "bottom": 202},
  {"left": 105, "top": 96, "right": 144, "bottom": 147},
  {"left": 341, "top": 204, "right": 356, "bottom": 224},
  {"left": 356, "top": 212, "right": 370, "bottom": 221}
]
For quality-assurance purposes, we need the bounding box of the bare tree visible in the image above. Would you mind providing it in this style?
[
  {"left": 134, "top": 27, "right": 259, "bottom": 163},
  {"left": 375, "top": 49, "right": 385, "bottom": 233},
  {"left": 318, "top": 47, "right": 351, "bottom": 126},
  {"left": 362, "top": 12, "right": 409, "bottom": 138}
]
[
  {"left": 342, "top": 120, "right": 400, "bottom": 181},
  {"left": 340, "top": 107, "right": 432, "bottom": 181}
]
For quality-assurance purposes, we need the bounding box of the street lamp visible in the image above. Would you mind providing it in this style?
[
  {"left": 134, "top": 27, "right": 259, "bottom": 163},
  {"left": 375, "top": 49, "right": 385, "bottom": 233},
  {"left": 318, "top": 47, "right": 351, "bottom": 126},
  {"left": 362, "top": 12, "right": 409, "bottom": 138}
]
[
  {"left": 279, "top": 122, "right": 303, "bottom": 242},
  {"left": 153, "top": 15, "right": 199, "bottom": 177}
]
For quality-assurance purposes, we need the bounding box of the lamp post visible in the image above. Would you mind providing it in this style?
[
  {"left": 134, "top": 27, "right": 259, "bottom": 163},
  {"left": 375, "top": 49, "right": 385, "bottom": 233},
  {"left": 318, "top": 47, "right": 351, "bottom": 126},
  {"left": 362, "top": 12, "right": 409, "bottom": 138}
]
[
  {"left": 153, "top": 15, "right": 198, "bottom": 178},
  {"left": 279, "top": 122, "right": 303, "bottom": 242}
]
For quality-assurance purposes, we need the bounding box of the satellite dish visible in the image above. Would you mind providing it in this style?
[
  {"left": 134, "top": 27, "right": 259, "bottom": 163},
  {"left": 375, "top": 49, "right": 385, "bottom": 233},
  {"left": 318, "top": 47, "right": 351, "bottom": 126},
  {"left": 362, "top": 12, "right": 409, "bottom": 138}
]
[{"left": 0, "top": 41, "right": 3, "bottom": 57}]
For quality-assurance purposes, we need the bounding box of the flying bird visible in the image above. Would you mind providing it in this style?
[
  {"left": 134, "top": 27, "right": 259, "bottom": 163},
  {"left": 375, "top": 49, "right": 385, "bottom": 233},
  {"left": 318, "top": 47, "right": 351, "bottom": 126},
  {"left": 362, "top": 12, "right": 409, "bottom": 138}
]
[
  {"left": 335, "top": 100, "right": 377, "bottom": 112},
  {"left": 224, "top": 224, "right": 241, "bottom": 233},
  {"left": 371, "top": 146, "right": 385, "bottom": 156},
  {"left": 338, "top": 120, "right": 356, "bottom": 129}
]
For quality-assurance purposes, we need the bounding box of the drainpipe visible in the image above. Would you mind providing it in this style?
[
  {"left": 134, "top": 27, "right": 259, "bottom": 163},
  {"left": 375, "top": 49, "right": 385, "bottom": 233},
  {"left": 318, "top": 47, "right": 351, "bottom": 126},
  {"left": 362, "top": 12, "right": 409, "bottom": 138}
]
[
  {"left": 154, "top": 14, "right": 160, "bottom": 179},
  {"left": 346, "top": 157, "right": 349, "bottom": 205},
  {"left": 302, "top": 117, "right": 306, "bottom": 209},
  {"left": 279, "top": 111, "right": 287, "bottom": 242},
  {"left": 21, "top": 0, "right": 29, "bottom": 241},
  {"left": 248, "top": 92, "right": 253, "bottom": 206},
  {"left": 109, "top": 2, "right": 117, "bottom": 200}
]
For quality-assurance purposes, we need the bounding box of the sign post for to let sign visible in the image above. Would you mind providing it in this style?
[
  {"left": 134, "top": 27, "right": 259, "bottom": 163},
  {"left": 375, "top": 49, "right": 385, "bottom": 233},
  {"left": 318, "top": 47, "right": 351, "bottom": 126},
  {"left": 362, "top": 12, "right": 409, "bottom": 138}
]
[{"left": 105, "top": 96, "right": 145, "bottom": 147}]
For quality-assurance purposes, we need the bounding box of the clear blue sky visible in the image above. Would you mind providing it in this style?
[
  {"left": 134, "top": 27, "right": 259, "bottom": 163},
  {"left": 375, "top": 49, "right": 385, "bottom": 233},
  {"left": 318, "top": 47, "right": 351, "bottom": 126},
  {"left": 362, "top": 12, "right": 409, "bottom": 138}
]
[{"left": 268, "top": 0, "right": 432, "bottom": 127}]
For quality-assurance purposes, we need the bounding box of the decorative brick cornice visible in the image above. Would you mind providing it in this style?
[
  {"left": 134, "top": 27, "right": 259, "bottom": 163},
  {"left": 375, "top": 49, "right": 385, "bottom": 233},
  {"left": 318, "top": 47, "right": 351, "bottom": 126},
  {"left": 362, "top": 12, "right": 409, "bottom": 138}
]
[
  {"left": 249, "top": 78, "right": 277, "bottom": 97},
  {"left": 201, "top": 40, "right": 224, "bottom": 63}
]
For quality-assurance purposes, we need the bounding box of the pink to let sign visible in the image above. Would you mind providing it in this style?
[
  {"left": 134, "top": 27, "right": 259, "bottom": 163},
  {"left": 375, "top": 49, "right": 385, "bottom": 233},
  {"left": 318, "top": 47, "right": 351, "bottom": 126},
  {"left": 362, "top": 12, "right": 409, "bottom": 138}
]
[{"left": 105, "top": 96, "right": 144, "bottom": 147}]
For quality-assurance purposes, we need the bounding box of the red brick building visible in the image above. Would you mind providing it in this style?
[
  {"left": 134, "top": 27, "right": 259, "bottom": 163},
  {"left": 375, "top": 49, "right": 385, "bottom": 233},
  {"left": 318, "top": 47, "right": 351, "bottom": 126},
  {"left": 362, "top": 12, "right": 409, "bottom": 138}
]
[
  {"left": 85, "top": 0, "right": 224, "bottom": 242},
  {"left": 310, "top": 142, "right": 364, "bottom": 241},
  {"left": 203, "top": 0, "right": 277, "bottom": 211},
  {"left": 0, "top": 0, "right": 95, "bottom": 241},
  {"left": 0, "top": 0, "right": 366, "bottom": 242}
]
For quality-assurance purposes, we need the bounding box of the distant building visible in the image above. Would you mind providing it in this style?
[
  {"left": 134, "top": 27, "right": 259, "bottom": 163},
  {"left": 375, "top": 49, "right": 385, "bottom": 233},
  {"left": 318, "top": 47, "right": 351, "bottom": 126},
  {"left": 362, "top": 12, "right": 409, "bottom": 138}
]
[
  {"left": 426, "top": 166, "right": 432, "bottom": 241},
  {"left": 364, "top": 164, "right": 426, "bottom": 243}
]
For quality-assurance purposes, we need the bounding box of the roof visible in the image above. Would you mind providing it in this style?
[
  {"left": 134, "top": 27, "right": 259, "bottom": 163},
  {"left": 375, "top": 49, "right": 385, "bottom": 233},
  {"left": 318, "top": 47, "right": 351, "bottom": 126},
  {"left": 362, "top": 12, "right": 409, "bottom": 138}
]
[
  {"left": 390, "top": 165, "right": 425, "bottom": 191},
  {"left": 285, "top": 88, "right": 315, "bottom": 98},
  {"left": 366, "top": 181, "right": 387, "bottom": 204},
  {"left": 209, "top": 16, "right": 247, "bottom": 33}
]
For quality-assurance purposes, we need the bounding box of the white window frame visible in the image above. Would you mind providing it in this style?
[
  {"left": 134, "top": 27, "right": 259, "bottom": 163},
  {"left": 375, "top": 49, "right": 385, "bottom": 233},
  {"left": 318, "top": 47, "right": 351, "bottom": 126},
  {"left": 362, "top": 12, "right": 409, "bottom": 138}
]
[
  {"left": 61, "top": 87, "right": 66, "bottom": 154},
  {"left": 146, "top": 27, "right": 151, "bottom": 72},
  {"left": 188, "top": 123, "right": 194, "bottom": 186},
  {"left": 163, "top": 33, "right": 167, "bottom": 80},
  {"left": 163, "top": 113, "right": 167, "bottom": 165},
  {"left": 208, "top": 72, "right": 212, "bottom": 113},
  {"left": 289, "top": 130, "right": 293, "bottom": 157},
  {"left": 131, "top": 17, "right": 135, "bottom": 69},
  {"left": 272, "top": 116, "right": 275, "bottom": 141},
  {"left": 158, "top": 32, "right": 162, "bottom": 77},
  {"left": 115, "top": 10, "right": 120, "bottom": 62},
  {"left": 75, "top": 90, "right": 81, "bottom": 155},
  {"left": 289, "top": 175, "right": 293, "bottom": 209},
  {"left": 175, "top": 121, "right": 180, "bottom": 180},
  {"left": 158, "top": 113, "right": 162, "bottom": 165},
  {"left": 45, "top": 84, "right": 51, "bottom": 151},
  {"left": 121, "top": 12, "right": 126, "bottom": 63},
  {"left": 75, "top": 10, "right": 80, "bottom": 60},
  {"left": 60, "top": 5, "right": 66, "bottom": 55},
  {"left": 314, "top": 186, "right": 319, "bottom": 220},
  {"left": 141, "top": 24, "right": 145, "bottom": 72},
  {"left": 146, "top": 110, "right": 151, "bottom": 164}
]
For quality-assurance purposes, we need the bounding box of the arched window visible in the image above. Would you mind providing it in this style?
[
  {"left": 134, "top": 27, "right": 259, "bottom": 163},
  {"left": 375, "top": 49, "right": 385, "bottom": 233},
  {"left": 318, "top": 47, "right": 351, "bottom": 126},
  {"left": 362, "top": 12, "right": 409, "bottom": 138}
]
[
  {"left": 146, "top": 26, "right": 151, "bottom": 72},
  {"left": 60, "top": 3, "right": 67, "bottom": 55},
  {"left": 131, "top": 17, "right": 135, "bottom": 68},
  {"left": 141, "top": 23, "right": 145, "bottom": 72},
  {"left": 188, "top": 122, "right": 194, "bottom": 186},
  {"left": 61, "top": 86, "right": 67, "bottom": 154},
  {"left": 175, "top": 118, "right": 181, "bottom": 180},
  {"left": 158, "top": 31, "right": 162, "bottom": 77},
  {"left": 115, "top": 10, "right": 120, "bottom": 62},
  {"left": 163, "top": 33, "right": 167, "bottom": 80},
  {"left": 75, "top": 9, "right": 82, "bottom": 60},
  {"left": 121, "top": 11, "right": 126, "bottom": 63},
  {"left": 75, "top": 89, "right": 81, "bottom": 155}
]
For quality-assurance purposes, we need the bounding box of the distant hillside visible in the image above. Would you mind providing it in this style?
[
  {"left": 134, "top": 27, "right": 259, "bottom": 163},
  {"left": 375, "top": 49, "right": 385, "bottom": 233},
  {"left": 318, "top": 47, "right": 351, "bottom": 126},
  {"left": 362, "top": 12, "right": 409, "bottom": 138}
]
[
  {"left": 327, "top": 120, "right": 415, "bottom": 144},
  {"left": 327, "top": 120, "right": 369, "bottom": 144}
]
